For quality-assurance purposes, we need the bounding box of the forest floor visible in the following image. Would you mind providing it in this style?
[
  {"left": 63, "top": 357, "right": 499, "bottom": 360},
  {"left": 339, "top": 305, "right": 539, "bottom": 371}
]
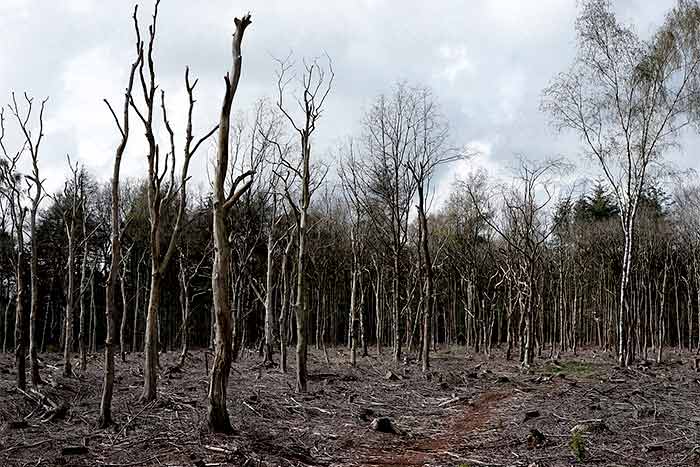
[{"left": 1, "top": 347, "right": 700, "bottom": 467}]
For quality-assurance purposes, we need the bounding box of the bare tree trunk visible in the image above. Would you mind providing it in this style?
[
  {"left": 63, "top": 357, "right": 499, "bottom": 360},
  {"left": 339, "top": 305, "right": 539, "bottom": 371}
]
[
  {"left": 90, "top": 271, "right": 97, "bottom": 354},
  {"left": 132, "top": 258, "right": 142, "bottom": 353},
  {"left": 360, "top": 278, "right": 368, "bottom": 357},
  {"left": 618, "top": 219, "right": 634, "bottom": 367},
  {"left": 142, "top": 271, "right": 160, "bottom": 400},
  {"left": 62, "top": 231, "right": 75, "bottom": 377},
  {"left": 349, "top": 267, "right": 357, "bottom": 367},
  {"left": 177, "top": 263, "right": 190, "bottom": 368},
  {"left": 279, "top": 235, "right": 292, "bottom": 373},
  {"left": 15, "top": 252, "right": 27, "bottom": 390},
  {"left": 78, "top": 226, "right": 90, "bottom": 370},
  {"left": 3, "top": 295, "right": 12, "bottom": 354},
  {"left": 207, "top": 13, "right": 252, "bottom": 433},
  {"left": 99, "top": 8, "right": 140, "bottom": 425},
  {"left": 392, "top": 251, "right": 401, "bottom": 364},
  {"left": 417, "top": 184, "right": 434, "bottom": 373},
  {"left": 295, "top": 134, "right": 310, "bottom": 393},
  {"left": 119, "top": 268, "right": 128, "bottom": 362},
  {"left": 263, "top": 204, "right": 277, "bottom": 365}
]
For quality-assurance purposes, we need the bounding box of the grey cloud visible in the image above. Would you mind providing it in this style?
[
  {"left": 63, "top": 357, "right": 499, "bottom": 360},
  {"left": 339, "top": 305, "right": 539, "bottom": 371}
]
[{"left": 1, "top": 0, "right": 694, "bottom": 201}]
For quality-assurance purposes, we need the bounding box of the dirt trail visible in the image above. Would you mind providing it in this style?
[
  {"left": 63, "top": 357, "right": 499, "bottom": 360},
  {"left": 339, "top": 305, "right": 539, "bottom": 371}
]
[{"left": 356, "top": 390, "right": 515, "bottom": 467}]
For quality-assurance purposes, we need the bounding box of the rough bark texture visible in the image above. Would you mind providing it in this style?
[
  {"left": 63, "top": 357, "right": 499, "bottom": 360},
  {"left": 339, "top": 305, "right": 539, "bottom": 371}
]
[
  {"left": 294, "top": 133, "right": 311, "bottom": 393},
  {"left": 14, "top": 251, "right": 26, "bottom": 390},
  {"left": 78, "top": 211, "right": 90, "bottom": 370},
  {"left": 417, "top": 183, "right": 434, "bottom": 373},
  {"left": 98, "top": 5, "right": 141, "bottom": 426},
  {"left": 207, "top": 13, "right": 252, "bottom": 433},
  {"left": 62, "top": 227, "right": 75, "bottom": 377}
]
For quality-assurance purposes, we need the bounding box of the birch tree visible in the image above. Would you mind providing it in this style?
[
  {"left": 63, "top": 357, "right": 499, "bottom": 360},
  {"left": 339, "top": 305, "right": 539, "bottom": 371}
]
[{"left": 543, "top": 0, "right": 700, "bottom": 365}]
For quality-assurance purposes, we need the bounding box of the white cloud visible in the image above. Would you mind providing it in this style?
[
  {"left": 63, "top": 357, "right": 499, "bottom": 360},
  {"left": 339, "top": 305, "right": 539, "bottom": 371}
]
[{"left": 436, "top": 44, "right": 474, "bottom": 83}]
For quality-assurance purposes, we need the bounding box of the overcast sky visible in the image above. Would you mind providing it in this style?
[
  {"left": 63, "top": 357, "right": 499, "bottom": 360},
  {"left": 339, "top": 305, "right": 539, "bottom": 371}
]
[{"left": 0, "top": 0, "right": 694, "bottom": 209}]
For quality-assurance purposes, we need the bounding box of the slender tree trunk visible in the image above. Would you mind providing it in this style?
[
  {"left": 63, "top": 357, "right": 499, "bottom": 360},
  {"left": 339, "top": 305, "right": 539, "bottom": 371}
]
[
  {"left": 392, "top": 250, "right": 401, "bottom": 364},
  {"left": 3, "top": 295, "right": 12, "bottom": 354},
  {"left": 119, "top": 269, "right": 128, "bottom": 362},
  {"left": 418, "top": 184, "right": 434, "bottom": 372},
  {"left": 14, "top": 253, "right": 27, "bottom": 390},
  {"left": 177, "top": 265, "right": 190, "bottom": 368},
  {"left": 90, "top": 271, "right": 97, "bottom": 354},
  {"left": 349, "top": 267, "right": 357, "bottom": 367},
  {"left": 29, "top": 200, "right": 42, "bottom": 386},
  {"left": 279, "top": 235, "right": 292, "bottom": 373},
  {"left": 132, "top": 261, "right": 142, "bottom": 353},
  {"left": 63, "top": 232, "right": 76, "bottom": 377},
  {"left": 207, "top": 13, "right": 251, "bottom": 432},
  {"left": 78, "top": 237, "right": 90, "bottom": 370},
  {"left": 99, "top": 19, "right": 139, "bottom": 425},
  {"left": 141, "top": 271, "right": 161, "bottom": 401},
  {"left": 263, "top": 210, "right": 276, "bottom": 364},
  {"left": 295, "top": 133, "right": 311, "bottom": 393}
]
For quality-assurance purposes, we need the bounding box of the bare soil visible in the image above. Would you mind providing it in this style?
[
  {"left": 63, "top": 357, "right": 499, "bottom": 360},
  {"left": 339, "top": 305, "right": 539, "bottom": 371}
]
[{"left": 1, "top": 347, "right": 700, "bottom": 466}]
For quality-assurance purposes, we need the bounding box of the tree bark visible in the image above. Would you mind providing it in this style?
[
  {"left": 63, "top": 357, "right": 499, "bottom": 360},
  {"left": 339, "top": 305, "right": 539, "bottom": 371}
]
[
  {"left": 207, "top": 13, "right": 251, "bottom": 433},
  {"left": 98, "top": 8, "right": 140, "bottom": 425},
  {"left": 62, "top": 226, "right": 76, "bottom": 377},
  {"left": 14, "top": 251, "right": 26, "bottom": 390}
]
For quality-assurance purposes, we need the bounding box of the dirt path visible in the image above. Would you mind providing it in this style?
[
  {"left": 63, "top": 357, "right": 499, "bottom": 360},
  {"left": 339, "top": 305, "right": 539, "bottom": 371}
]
[{"left": 355, "top": 389, "right": 514, "bottom": 467}]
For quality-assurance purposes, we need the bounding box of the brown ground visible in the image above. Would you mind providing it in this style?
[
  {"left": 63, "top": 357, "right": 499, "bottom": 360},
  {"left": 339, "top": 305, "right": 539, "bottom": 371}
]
[{"left": 1, "top": 346, "right": 700, "bottom": 467}]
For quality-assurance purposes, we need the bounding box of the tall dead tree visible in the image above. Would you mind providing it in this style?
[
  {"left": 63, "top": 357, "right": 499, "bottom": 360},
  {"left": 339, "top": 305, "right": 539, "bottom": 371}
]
[
  {"left": 0, "top": 93, "right": 47, "bottom": 388},
  {"left": 131, "top": 0, "right": 219, "bottom": 401},
  {"left": 276, "top": 54, "right": 334, "bottom": 393},
  {"left": 8, "top": 93, "right": 47, "bottom": 387},
  {"left": 0, "top": 111, "right": 28, "bottom": 389},
  {"left": 98, "top": 4, "right": 142, "bottom": 428},
  {"left": 208, "top": 13, "right": 253, "bottom": 433}
]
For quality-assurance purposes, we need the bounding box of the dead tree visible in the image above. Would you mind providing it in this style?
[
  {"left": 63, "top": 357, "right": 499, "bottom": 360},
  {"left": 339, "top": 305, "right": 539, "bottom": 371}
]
[
  {"left": 276, "top": 53, "right": 334, "bottom": 393},
  {"left": 0, "top": 111, "right": 29, "bottom": 389},
  {"left": 7, "top": 93, "right": 48, "bottom": 387},
  {"left": 119, "top": 243, "right": 134, "bottom": 362},
  {"left": 98, "top": 4, "right": 142, "bottom": 428},
  {"left": 56, "top": 157, "right": 86, "bottom": 377},
  {"left": 131, "top": 0, "right": 219, "bottom": 402},
  {"left": 208, "top": 13, "right": 252, "bottom": 433},
  {"left": 404, "top": 86, "right": 460, "bottom": 372},
  {"left": 278, "top": 225, "right": 295, "bottom": 373},
  {"left": 0, "top": 92, "right": 47, "bottom": 388}
]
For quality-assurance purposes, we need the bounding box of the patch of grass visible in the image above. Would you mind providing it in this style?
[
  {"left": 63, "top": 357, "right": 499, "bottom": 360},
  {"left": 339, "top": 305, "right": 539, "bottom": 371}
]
[
  {"left": 569, "top": 431, "right": 586, "bottom": 462},
  {"left": 542, "top": 360, "right": 599, "bottom": 378}
]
